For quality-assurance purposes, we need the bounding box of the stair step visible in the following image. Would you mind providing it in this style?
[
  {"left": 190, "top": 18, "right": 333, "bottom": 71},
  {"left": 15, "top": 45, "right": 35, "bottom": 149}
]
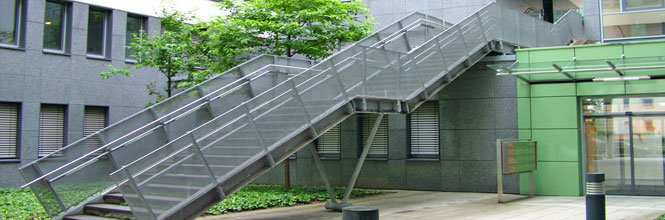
[
  {"left": 84, "top": 203, "right": 133, "bottom": 215},
  {"left": 64, "top": 215, "right": 119, "bottom": 220},
  {"left": 103, "top": 193, "right": 125, "bottom": 204}
]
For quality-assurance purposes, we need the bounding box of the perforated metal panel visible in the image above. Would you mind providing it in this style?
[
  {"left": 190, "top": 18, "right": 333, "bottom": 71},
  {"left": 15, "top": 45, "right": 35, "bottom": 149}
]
[
  {"left": 361, "top": 114, "right": 388, "bottom": 158},
  {"left": 0, "top": 103, "right": 19, "bottom": 159},
  {"left": 38, "top": 105, "right": 65, "bottom": 157},
  {"left": 316, "top": 124, "right": 340, "bottom": 159},
  {"left": 409, "top": 102, "right": 439, "bottom": 158}
]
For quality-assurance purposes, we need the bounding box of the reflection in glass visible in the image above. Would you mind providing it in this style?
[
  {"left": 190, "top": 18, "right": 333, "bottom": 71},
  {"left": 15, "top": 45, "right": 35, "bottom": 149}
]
[
  {"left": 601, "top": 0, "right": 665, "bottom": 40},
  {"left": 583, "top": 97, "right": 665, "bottom": 114},
  {"left": 87, "top": 8, "right": 106, "bottom": 55},
  {"left": 43, "top": 1, "right": 65, "bottom": 51},
  {"left": 125, "top": 16, "right": 144, "bottom": 60},
  {"left": 0, "top": 0, "right": 19, "bottom": 45},
  {"left": 632, "top": 117, "right": 665, "bottom": 195},
  {"left": 585, "top": 117, "right": 633, "bottom": 194}
]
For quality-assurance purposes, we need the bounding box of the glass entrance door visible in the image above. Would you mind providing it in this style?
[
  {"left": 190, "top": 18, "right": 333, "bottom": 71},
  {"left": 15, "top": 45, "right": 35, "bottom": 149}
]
[
  {"left": 583, "top": 96, "right": 665, "bottom": 195},
  {"left": 585, "top": 117, "right": 633, "bottom": 194},
  {"left": 632, "top": 116, "right": 665, "bottom": 195}
]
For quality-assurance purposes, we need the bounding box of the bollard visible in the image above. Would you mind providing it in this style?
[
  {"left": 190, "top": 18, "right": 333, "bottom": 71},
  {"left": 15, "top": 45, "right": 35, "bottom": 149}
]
[
  {"left": 342, "top": 206, "right": 379, "bottom": 220},
  {"left": 585, "top": 173, "right": 606, "bottom": 220}
]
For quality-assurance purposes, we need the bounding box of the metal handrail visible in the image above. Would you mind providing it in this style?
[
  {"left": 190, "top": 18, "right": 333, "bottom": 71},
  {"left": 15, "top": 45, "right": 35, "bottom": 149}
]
[{"left": 20, "top": 61, "right": 313, "bottom": 188}]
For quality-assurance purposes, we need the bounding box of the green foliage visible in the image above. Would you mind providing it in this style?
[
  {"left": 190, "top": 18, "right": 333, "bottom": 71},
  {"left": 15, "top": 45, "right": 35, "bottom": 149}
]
[
  {"left": 0, "top": 188, "right": 49, "bottom": 220},
  {"left": 100, "top": 7, "right": 217, "bottom": 101},
  {"left": 209, "top": 0, "right": 374, "bottom": 60},
  {"left": 206, "top": 184, "right": 381, "bottom": 214},
  {"left": 657, "top": 213, "right": 665, "bottom": 220}
]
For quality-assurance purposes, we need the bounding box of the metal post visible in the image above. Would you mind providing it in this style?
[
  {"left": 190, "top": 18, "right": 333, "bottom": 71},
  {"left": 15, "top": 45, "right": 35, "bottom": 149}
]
[
  {"left": 289, "top": 80, "right": 318, "bottom": 137},
  {"left": 496, "top": 139, "right": 503, "bottom": 203},
  {"left": 242, "top": 104, "right": 276, "bottom": 166},
  {"left": 188, "top": 133, "right": 226, "bottom": 198},
  {"left": 342, "top": 114, "right": 384, "bottom": 204},
  {"left": 585, "top": 173, "right": 606, "bottom": 220},
  {"left": 362, "top": 49, "right": 368, "bottom": 96},
  {"left": 123, "top": 168, "right": 158, "bottom": 220},
  {"left": 309, "top": 144, "right": 339, "bottom": 207}
]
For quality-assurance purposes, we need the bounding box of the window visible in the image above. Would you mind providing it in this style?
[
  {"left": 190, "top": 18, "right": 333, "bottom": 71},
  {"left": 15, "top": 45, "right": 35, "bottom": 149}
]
[
  {"left": 316, "top": 124, "right": 340, "bottom": 159},
  {"left": 38, "top": 104, "right": 66, "bottom": 157},
  {"left": 601, "top": 0, "right": 665, "bottom": 41},
  {"left": 87, "top": 8, "right": 109, "bottom": 57},
  {"left": 43, "top": 1, "right": 67, "bottom": 52},
  {"left": 408, "top": 102, "right": 439, "bottom": 159},
  {"left": 125, "top": 15, "right": 146, "bottom": 61},
  {"left": 360, "top": 114, "right": 388, "bottom": 158},
  {"left": 83, "top": 106, "right": 107, "bottom": 150},
  {"left": 0, "top": 103, "right": 19, "bottom": 159},
  {"left": 0, "top": 0, "right": 22, "bottom": 47}
]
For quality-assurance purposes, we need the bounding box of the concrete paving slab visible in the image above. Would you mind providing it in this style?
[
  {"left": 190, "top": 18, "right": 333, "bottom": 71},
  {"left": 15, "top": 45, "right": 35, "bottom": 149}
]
[{"left": 198, "top": 190, "right": 665, "bottom": 220}]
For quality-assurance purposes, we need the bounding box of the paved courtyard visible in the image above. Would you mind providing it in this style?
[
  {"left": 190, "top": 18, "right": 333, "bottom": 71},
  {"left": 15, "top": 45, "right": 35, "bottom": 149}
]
[{"left": 199, "top": 190, "right": 665, "bottom": 220}]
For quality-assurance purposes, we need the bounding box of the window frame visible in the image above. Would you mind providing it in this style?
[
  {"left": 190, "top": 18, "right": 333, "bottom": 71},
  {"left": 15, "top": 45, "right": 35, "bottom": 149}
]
[
  {"left": 407, "top": 101, "right": 440, "bottom": 160},
  {"left": 600, "top": 0, "right": 665, "bottom": 42},
  {"left": 83, "top": 106, "right": 108, "bottom": 150},
  {"left": 0, "top": 0, "right": 24, "bottom": 49},
  {"left": 315, "top": 124, "right": 341, "bottom": 159},
  {"left": 359, "top": 114, "right": 389, "bottom": 159},
  {"left": 125, "top": 14, "right": 146, "bottom": 62},
  {"left": 42, "top": 0, "right": 69, "bottom": 54},
  {"left": 38, "top": 104, "right": 67, "bottom": 158},
  {"left": 86, "top": 7, "right": 111, "bottom": 59},
  {"left": 0, "top": 102, "right": 21, "bottom": 162}
]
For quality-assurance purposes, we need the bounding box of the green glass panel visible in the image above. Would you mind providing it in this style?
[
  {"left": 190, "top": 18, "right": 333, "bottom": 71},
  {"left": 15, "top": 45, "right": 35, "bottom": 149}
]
[
  {"left": 575, "top": 44, "right": 623, "bottom": 60},
  {"left": 532, "top": 129, "right": 579, "bottom": 162},
  {"left": 528, "top": 48, "right": 574, "bottom": 63},
  {"left": 624, "top": 41, "right": 665, "bottom": 58},
  {"left": 518, "top": 97, "right": 531, "bottom": 129},
  {"left": 577, "top": 81, "right": 625, "bottom": 96},
  {"left": 520, "top": 161, "right": 581, "bottom": 196},
  {"left": 531, "top": 97, "right": 578, "bottom": 129},
  {"left": 626, "top": 79, "right": 665, "bottom": 94},
  {"left": 530, "top": 83, "right": 576, "bottom": 97}
]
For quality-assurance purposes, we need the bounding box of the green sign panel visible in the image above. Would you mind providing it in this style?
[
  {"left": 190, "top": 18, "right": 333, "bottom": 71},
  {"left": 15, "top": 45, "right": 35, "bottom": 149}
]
[{"left": 501, "top": 140, "right": 537, "bottom": 174}]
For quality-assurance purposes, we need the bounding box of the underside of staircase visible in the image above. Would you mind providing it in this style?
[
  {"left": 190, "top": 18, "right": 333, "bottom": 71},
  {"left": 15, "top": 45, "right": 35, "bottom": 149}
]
[{"left": 19, "top": 3, "right": 583, "bottom": 220}]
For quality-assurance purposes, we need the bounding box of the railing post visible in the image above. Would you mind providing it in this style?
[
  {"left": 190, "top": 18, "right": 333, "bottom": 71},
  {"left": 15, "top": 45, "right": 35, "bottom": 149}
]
[
  {"left": 122, "top": 168, "right": 158, "bottom": 220},
  {"left": 407, "top": 53, "right": 429, "bottom": 98},
  {"left": 362, "top": 48, "right": 368, "bottom": 97},
  {"left": 289, "top": 80, "right": 318, "bottom": 137},
  {"left": 188, "top": 133, "right": 226, "bottom": 198},
  {"left": 242, "top": 104, "right": 276, "bottom": 166},
  {"left": 32, "top": 163, "right": 67, "bottom": 215}
]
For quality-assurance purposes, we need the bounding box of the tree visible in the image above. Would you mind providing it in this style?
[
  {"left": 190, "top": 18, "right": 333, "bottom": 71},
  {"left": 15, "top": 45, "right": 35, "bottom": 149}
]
[
  {"left": 101, "top": 8, "right": 224, "bottom": 105},
  {"left": 209, "top": 0, "right": 374, "bottom": 188}
]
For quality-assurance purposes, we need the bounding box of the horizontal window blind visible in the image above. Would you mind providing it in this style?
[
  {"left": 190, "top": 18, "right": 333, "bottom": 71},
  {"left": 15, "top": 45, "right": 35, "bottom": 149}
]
[
  {"left": 39, "top": 105, "right": 65, "bottom": 157},
  {"left": 317, "top": 124, "right": 340, "bottom": 159},
  {"left": 84, "top": 106, "right": 107, "bottom": 150},
  {"left": 0, "top": 103, "right": 19, "bottom": 159},
  {"left": 409, "top": 102, "right": 439, "bottom": 158},
  {"left": 362, "top": 114, "right": 388, "bottom": 158}
]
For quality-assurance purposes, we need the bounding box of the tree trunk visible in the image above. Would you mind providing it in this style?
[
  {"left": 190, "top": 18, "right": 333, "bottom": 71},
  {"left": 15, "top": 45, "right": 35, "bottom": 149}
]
[{"left": 284, "top": 36, "right": 293, "bottom": 189}]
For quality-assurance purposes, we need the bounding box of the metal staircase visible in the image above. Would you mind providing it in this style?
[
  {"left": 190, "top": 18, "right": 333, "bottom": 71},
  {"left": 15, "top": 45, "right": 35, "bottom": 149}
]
[{"left": 19, "top": 3, "right": 583, "bottom": 220}]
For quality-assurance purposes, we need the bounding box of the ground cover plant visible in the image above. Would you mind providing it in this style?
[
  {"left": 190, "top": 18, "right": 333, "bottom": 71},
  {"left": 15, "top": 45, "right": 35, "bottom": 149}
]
[
  {"left": 0, "top": 185, "right": 380, "bottom": 219},
  {"left": 206, "top": 184, "right": 382, "bottom": 214},
  {"left": 0, "top": 188, "right": 48, "bottom": 220}
]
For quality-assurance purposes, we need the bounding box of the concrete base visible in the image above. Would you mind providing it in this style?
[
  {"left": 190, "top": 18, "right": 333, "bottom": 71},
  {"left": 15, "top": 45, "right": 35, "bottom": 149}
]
[
  {"left": 325, "top": 200, "right": 353, "bottom": 211},
  {"left": 342, "top": 206, "right": 379, "bottom": 220}
]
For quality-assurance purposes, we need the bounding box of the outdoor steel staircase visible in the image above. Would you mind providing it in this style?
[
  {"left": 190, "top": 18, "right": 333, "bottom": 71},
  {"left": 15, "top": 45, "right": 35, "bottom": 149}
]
[{"left": 19, "top": 3, "right": 583, "bottom": 220}]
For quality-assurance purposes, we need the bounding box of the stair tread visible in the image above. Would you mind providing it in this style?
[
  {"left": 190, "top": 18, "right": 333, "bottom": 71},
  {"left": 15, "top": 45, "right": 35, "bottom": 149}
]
[
  {"left": 65, "top": 214, "right": 119, "bottom": 220},
  {"left": 85, "top": 203, "right": 133, "bottom": 213}
]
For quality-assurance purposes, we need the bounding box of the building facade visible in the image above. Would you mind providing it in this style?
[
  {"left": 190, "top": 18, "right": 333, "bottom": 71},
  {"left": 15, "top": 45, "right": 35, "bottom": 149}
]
[
  {"left": 0, "top": 0, "right": 164, "bottom": 186},
  {"left": 2, "top": 0, "right": 664, "bottom": 198}
]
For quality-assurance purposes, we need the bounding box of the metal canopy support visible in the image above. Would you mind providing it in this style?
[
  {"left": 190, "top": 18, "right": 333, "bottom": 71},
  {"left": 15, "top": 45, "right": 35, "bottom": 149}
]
[
  {"left": 552, "top": 63, "right": 574, "bottom": 80},
  {"left": 326, "top": 113, "right": 384, "bottom": 211},
  {"left": 606, "top": 60, "right": 624, "bottom": 76}
]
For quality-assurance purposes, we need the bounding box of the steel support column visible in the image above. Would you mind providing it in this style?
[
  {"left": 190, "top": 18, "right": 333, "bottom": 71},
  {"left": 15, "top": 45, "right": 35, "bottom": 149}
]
[{"left": 327, "top": 114, "right": 384, "bottom": 211}]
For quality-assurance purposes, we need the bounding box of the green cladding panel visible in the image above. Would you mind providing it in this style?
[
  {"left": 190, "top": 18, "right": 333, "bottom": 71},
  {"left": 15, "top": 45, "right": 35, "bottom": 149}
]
[
  {"left": 520, "top": 161, "right": 581, "bottom": 196},
  {"left": 530, "top": 83, "right": 576, "bottom": 97},
  {"left": 532, "top": 129, "right": 579, "bottom": 162},
  {"left": 574, "top": 44, "right": 623, "bottom": 60},
  {"left": 531, "top": 97, "right": 578, "bottom": 129},
  {"left": 577, "top": 81, "right": 625, "bottom": 96}
]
